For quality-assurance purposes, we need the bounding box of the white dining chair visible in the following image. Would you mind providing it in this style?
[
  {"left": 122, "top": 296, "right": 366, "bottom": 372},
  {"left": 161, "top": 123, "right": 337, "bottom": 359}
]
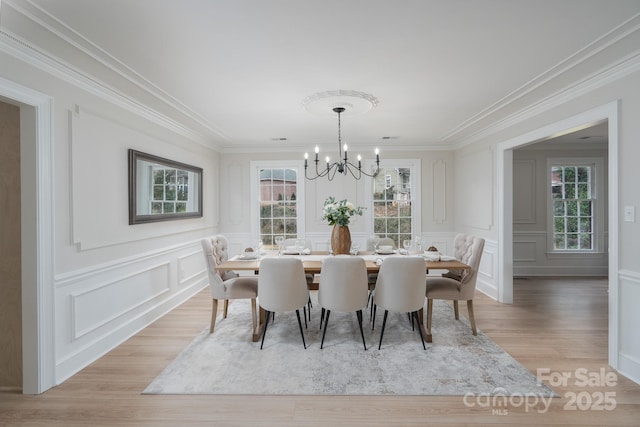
[
  {"left": 373, "top": 256, "right": 427, "bottom": 350},
  {"left": 201, "top": 236, "right": 258, "bottom": 334},
  {"left": 425, "top": 234, "right": 485, "bottom": 337},
  {"left": 258, "top": 257, "right": 310, "bottom": 349},
  {"left": 282, "top": 237, "right": 314, "bottom": 320},
  {"left": 317, "top": 256, "right": 369, "bottom": 350}
]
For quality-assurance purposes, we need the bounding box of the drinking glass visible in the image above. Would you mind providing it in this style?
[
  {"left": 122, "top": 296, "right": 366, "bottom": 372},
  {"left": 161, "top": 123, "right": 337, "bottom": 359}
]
[
  {"left": 402, "top": 239, "right": 412, "bottom": 254},
  {"left": 274, "top": 235, "right": 285, "bottom": 255},
  {"left": 350, "top": 243, "right": 360, "bottom": 255},
  {"left": 370, "top": 235, "right": 380, "bottom": 252},
  {"left": 414, "top": 235, "right": 423, "bottom": 252}
]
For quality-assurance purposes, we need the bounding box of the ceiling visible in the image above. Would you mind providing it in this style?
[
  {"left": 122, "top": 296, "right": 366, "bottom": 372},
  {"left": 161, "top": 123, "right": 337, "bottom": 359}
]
[{"left": 9, "top": 0, "right": 640, "bottom": 152}]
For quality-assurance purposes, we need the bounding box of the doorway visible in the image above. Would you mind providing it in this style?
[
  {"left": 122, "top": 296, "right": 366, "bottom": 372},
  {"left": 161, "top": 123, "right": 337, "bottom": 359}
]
[{"left": 497, "top": 101, "right": 619, "bottom": 369}]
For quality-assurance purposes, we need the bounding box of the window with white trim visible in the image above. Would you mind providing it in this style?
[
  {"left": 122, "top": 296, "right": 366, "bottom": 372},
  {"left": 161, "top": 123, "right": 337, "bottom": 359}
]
[
  {"left": 367, "top": 160, "right": 421, "bottom": 248},
  {"left": 250, "top": 161, "right": 305, "bottom": 246},
  {"left": 548, "top": 158, "right": 603, "bottom": 252}
]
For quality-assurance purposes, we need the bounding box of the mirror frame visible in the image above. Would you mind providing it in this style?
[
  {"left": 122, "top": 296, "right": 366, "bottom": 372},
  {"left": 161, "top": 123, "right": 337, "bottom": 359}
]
[{"left": 128, "top": 149, "right": 203, "bottom": 224}]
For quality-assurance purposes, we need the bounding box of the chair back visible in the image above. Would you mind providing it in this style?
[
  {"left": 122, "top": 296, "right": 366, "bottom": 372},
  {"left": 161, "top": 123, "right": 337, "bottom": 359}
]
[
  {"left": 374, "top": 257, "right": 426, "bottom": 313},
  {"left": 366, "top": 237, "right": 396, "bottom": 252},
  {"left": 201, "top": 237, "right": 225, "bottom": 298},
  {"left": 258, "top": 258, "right": 309, "bottom": 312},
  {"left": 452, "top": 234, "right": 485, "bottom": 299},
  {"left": 318, "top": 256, "right": 368, "bottom": 312}
]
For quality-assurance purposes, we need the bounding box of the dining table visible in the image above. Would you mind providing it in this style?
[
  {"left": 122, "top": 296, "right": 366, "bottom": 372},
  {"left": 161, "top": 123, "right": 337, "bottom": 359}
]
[{"left": 216, "top": 250, "right": 471, "bottom": 344}]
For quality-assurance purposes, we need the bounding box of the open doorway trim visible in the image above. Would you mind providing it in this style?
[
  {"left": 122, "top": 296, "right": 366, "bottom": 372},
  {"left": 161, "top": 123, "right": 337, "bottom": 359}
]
[
  {"left": 0, "top": 76, "right": 56, "bottom": 393},
  {"left": 497, "top": 101, "right": 619, "bottom": 369}
]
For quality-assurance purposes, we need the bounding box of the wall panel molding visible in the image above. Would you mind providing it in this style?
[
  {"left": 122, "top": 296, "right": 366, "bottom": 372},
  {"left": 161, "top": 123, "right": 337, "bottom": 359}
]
[
  {"left": 432, "top": 159, "right": 447, "bottom": 224},
  {"left": 513, "top": 159, "right": 536, "bottom": 224}
]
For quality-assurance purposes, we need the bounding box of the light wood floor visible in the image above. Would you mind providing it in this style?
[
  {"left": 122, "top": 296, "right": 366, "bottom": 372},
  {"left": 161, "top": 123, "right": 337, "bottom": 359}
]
[{"left": 1, "top": 277, "right": 639, "bottom": 426}]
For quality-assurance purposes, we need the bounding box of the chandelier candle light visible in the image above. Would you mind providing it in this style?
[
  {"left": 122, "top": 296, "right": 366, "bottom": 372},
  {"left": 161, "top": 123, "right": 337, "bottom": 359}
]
[{"left": 304, "top": 107, "right": 380, "bottom": 181}]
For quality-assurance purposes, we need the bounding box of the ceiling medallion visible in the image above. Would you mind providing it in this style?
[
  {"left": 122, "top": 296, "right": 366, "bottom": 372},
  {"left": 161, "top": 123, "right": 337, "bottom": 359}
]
[{"left": 301, "top": 90, "right": 379, "bottom": 116}]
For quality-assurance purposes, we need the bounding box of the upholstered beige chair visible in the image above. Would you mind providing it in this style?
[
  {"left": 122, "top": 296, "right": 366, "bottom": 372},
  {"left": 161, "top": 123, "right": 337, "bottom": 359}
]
[
  {"left": 318, "top": 256, "right": 369, "bottom": 350},
  {"left": 258, "top": 257, "right": 310, "bottom": 349},
  {"left": 373, "top": 257, "right": 427, "bottom": 350},
  {"left": 425, "top": 233, "right": 485, "bottom": 336},
  {"left": 282, "top": 237, "right": 314, "bottom": 318},
  {"left": 366, "top": 236, "right": 396, "bottom": 252},
  {"left": 201, "top": 235, "right": 258, "bottom": 334},
  {"left": 366, "top": 237, "right": 396, "bottom": 310}
]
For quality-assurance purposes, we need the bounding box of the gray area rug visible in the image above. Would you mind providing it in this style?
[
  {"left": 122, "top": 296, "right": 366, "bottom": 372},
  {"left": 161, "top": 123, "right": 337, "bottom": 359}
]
[{"left": 144, "top": 295, "right": 556, "bottom": 396}]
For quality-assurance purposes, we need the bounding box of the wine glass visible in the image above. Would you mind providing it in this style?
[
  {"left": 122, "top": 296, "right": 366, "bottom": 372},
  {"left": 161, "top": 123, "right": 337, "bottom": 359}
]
[
  {"left": 414, "top": 235, "right": 423, "bottom": 252},
  {"left": 350, "top": 242, "right": 360, "bottom": 256},
  {"left": 370, "top": 235, "right": 380, "bottom": 253},
  {"left": 274, "top": 235, "right": 285, "bottom": 255},
  {"left": 402, "top": 239, "right": 412, "bottom": 254},
  {"left": 295, "top": 239, "right": 305, "bottom": 255}
]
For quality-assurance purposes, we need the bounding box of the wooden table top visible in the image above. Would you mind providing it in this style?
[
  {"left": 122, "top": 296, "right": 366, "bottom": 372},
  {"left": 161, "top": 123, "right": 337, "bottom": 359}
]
[{"left": 217, "top": 251, "right": 470, "bottom": 274}]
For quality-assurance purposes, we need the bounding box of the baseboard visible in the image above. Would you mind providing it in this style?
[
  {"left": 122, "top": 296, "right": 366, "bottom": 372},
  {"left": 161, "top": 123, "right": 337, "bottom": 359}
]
[{"left": 618, "top": 352, "right": 640, "bottom": 386}]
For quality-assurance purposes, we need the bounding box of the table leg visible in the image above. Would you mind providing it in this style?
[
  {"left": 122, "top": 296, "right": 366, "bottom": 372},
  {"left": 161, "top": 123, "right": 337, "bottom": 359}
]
[
  {"left": 252, "top": 306, "right": 266, "bottom": 342},
  {"left": 418, "top": 307, "right": 432, "bottom": 343}
]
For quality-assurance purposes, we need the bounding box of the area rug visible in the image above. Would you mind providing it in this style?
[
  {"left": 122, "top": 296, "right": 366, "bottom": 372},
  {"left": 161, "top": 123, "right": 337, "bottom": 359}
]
[{"left": 144, "top": 296, "right": 556, "bottom": 396}]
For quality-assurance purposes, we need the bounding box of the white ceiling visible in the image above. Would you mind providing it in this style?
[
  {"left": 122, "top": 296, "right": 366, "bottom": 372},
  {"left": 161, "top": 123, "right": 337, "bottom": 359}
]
[{"left": 15, "top": 0, "right": 640, "bottom": 152}]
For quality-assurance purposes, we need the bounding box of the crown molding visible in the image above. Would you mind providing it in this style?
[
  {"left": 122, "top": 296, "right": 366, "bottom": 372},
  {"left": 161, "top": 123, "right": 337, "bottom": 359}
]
[
  {"left": 453, "top": 49, "right": 640, "bottom": 150},
  {"left": 445, "top": 12, "right": 640, "bottom": 146},
  {"left": 1, "top": 0, "right": 227, "bottom": 151}
]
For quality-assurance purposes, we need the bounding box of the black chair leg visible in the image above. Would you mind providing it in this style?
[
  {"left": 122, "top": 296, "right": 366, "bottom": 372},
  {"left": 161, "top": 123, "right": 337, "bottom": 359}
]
[
  {"left": 260, "top": 310, "right": 271, "bottom": 350},
  {"left": 320, "top": 310, "right": 331, "bottom": 349},
  {"left": 378, "top": 310, "right": 389, "bottom": 350},
  {"left": 413, "top": 311, "right": 426, "bottom": 350},
  {"left": 356, "top": 310, "right": 367, "bottom": 350},
  {"left": 371, "top": 304, "right": 377, "bottom": 330},
  {"left": 303, "top": 306, "right": 308, "bottom": 329},
  {"left": 408, "top": 312, "right": 414, "bottom": 330},
  {"left": 319, "top": 307, "right": 325, "bottom": 330},
  {"left": 295, "top": 309, "right": 307, "bottom": 349}
]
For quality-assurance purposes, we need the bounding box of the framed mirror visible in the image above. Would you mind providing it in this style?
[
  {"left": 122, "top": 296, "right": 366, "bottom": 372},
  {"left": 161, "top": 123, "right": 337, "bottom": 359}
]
[{"left": 128, "top": 149, "right": 203, "bottom": 224}]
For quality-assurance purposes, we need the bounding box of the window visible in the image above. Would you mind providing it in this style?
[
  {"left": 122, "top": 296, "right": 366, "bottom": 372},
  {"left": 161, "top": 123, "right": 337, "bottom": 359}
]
[
  {"left": 367, "top": 161, "right": 420, "bottom": 248},
  {"left": 250, "top": 161, "right": 305, "bottom": 246},
  {"left": 548, "top": 158, "right": 603, "bottom": 252}
]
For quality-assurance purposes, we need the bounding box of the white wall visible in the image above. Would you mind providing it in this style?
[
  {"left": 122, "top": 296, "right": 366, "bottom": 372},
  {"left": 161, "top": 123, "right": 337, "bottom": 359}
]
[
  {"left": 0, "top": 44, "right": 217, "bottom": 386},
  {"left": 512, "top": 145, "right": 608, "bottom": 276}
]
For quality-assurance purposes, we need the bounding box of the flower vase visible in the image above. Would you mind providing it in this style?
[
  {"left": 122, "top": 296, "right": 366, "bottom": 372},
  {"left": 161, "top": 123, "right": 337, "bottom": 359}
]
[{"left": 331, "top": 224, "right": 351, "bottom": 255}]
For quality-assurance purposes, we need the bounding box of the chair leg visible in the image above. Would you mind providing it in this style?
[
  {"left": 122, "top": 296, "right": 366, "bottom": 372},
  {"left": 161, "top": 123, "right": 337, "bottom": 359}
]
[
  {"left": 408, "top": 312, "right": 414, "bottom": 330},
  {"left": 223, "top": 299, "right": 229, "bottom": 318},
  {"left": 426, "top": 299, "right": 433, "bottom": 336},
  {"left": 295, "top": 309, "right": 307, "bottom": 349},
  {"left": 467, "top": 300, "right": 477, "bottom": 335},
  {"left": 371, "top": 304, "right": 377, "bottom": 330},
  {"left": 250, "top": 298, "right": 257, "bottom": 332},
  {"left": 356, "top": 310, "right": 367, "bottom": 350},
  {"left": 320, "top": 310, "right": 331, "bottom": 349},
  {"left": 413, "top": 311, "right": 426, "bottom": 350},
  {"left": 209, "top": 299, "right": 219, "bottom": 333},
  {"left": 378, "top": 310, "right": 389, "bottom": 350},
  {"left": 260, "top": 309, "right": 271, "bottom": 349},
  {"left": 320, "top": 307, "right": 325, "bottom": 330},
  {"left": 453, "top": 300, "right": 459, "bottom": 320},
  {"left": 303, "top": 306, "right": 308, "bottom": 329}
]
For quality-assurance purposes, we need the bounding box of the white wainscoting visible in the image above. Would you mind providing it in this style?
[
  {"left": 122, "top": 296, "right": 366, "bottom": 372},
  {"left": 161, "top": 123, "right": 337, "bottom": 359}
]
[
  {"left": 53, "top": 240, "right": 207, "bottom": 384},
  {"left": 513, "top": 231, "right": 608, "bottom": 276},
  {"left": 618, "top": 270, "right": 640, "bottom": 384}
]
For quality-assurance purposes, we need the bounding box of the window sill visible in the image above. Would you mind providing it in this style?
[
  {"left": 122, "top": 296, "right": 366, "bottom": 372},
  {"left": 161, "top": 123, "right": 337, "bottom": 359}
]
[{"left": 546, "top": 251, "right": 606, "bottom": 259}]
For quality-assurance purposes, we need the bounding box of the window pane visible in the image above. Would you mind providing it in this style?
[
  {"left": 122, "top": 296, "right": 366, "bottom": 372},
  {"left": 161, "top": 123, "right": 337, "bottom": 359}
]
[
  {"left": 260, "top": 218, "right": 272, "bottom": 235},
  {"left": 372, "top": 165, "right": 414, "bottom": 244},
  {"left": 260, "top": 203, "right": 272, "bottom": 218},
  {"left": 554, "top": 234, "right": 566, "bottom": 249},
  {"left": 577, "top": 167, "right": 589, "bottom": 182},
  {"left": 564, "top": 183, "right": 575, "bottom": 199},
  {"left": 564, "top": 167, "right": 576, "bottom": 182},
  {"left": 151, "top": 202, "right": 162, "bottom": 213},
  {"left": 579, "top": 217, "right": 592, "bottom": 232},
  {"left": 284, "top": 218, "right": 297, "bottom": 235},
  {"left": 554, "top": 200, "right": 565, "bottom": 216},
  {"left": 567, "top": 217, "right": 578, "bottom": 233},
  {"left": 579, "top": 201, "right": 592, "bottom": 216},
  {"left": 165, "top": 169, "right": 176, "bottom": 184},
  {"left": 398, "top": 202, "right": 412, "bottom": 217},
  {"left": 554, "top": 217, "right": 565, "bottom": 232},
  {"left": 163, "top": 202, "right": 174, "bottom": 213},
  {"left": 153, "top": 185, "right": 164, "bottom": 200},
  {"left": 567, "top": 234, "right": 579, "bottom": 249},
  {"left": 165, "top": 185, "right": 176, "bottom": 200},
  {"left": 373, "top": 218, "right": 386, "bottom": 234},
  {"left": 577, "top": 183, "right": 590, "bottom": 199},
  {"left": 580, "top": 233, "right": 592, "bottom": 250},
  {"left": 399, "top": 218, "right": 412, "bottom": 233},
  {"left": 176, "top": 203, "right": 186, "bottom": 213},
  {"left": 566, "top": 201, "right": 578, "bottom": 216},
  {"left": 272, "top": 203, "right": 284, "bottom": 217},
  {"left": 272, "top": 218, "right": 284, "bottom": 235}
]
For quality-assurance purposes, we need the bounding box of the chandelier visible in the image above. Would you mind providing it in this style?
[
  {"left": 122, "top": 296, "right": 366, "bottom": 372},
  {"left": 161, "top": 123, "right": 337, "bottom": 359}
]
[{"left": 304, "top": 107, "right": 380, "bottom": 181}]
